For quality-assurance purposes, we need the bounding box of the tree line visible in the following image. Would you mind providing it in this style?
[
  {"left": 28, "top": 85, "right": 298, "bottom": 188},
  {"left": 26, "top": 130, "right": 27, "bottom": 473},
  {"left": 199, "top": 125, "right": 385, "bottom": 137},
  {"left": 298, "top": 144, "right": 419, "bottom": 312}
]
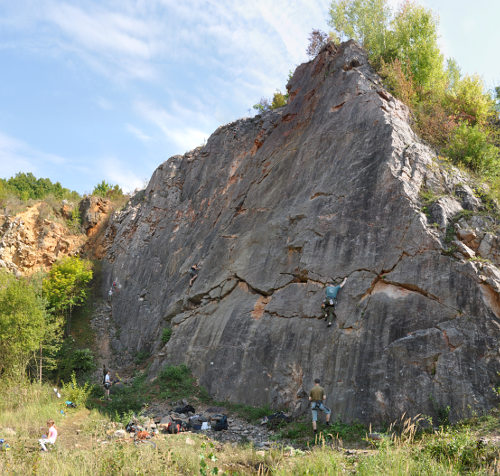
[{"left": 0, "top": 172, "right": 125, "bottom": 205}]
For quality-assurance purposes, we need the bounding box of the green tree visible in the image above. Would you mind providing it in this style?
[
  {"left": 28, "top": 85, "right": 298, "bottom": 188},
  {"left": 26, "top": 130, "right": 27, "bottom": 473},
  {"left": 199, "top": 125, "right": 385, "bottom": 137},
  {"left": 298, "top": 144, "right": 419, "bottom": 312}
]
[
  {"left": 0, "top": 271, "right": 48, "bottom": 377},
  {"left": 329, "top": 0, "right": 445, "bottom": 92},
  {"left": 43, "top": 256, "right": 93, "bottom": 335},
  {"left": 445, "top": 123, "right": 499, "bottom": 174},
  {"left": 329, "top": 0, "right": 391, "bottom": 62},
  {"left": 387, "top": 2, "right": 445, "bottom": 93},
  {"left": 92, "top": 180, "right": 123, "bottom": 199},
  {"left": 445, "top": 74, "right": 495, "bottom": 126},
  {"left": 5, "top": 172, "right": 78, "bottom": 201}
]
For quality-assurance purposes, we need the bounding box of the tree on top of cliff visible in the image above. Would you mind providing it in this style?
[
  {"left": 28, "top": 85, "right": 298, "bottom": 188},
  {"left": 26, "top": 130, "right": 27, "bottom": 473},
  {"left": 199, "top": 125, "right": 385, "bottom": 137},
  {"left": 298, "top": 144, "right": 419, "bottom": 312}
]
[
  {"left": 92, "top": 180, "right": 124, "bottom": 200},
  {"left": 0, "top": 172, "right": 80, "bottom": 202},
  {"left": 329, "top": 0, "right": 444, "bottom": 93},
  {"left": 328, "top": 0, "right": 499, "bottom": 198}
]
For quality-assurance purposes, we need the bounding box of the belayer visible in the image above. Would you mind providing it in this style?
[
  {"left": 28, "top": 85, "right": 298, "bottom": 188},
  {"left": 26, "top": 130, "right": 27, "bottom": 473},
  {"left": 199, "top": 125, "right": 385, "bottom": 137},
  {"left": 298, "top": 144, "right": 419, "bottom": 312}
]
[{"left": 322, "top": 277, "right": 347, "bottom": 327}]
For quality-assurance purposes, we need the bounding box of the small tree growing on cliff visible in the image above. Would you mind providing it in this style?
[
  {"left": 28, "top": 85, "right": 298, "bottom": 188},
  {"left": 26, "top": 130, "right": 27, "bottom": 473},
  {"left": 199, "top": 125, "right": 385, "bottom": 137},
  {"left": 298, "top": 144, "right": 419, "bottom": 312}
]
[
  {"left": 43, "top": 256, "right": 93, "bottom": 335},
  {"left": 306, "top": 29, "right": 330, "bottom": 58}
]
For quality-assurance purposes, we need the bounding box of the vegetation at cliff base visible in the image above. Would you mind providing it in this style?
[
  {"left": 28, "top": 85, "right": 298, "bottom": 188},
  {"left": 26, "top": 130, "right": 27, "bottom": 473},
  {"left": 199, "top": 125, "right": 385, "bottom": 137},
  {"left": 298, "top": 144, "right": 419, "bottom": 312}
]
[
  {"left": 0, "top": 256, "right": 94, "bottom": 383},
  {"left": 0, "top": 380, "right": 498, "bottom": 474}
]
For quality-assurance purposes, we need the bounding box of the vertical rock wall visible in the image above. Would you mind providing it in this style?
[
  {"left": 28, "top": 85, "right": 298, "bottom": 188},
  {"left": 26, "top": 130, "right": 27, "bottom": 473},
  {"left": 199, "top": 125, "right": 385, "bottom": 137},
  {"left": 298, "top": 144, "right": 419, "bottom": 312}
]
[{"left": 103, "top": 41, "right": 500, "bottom": 423}]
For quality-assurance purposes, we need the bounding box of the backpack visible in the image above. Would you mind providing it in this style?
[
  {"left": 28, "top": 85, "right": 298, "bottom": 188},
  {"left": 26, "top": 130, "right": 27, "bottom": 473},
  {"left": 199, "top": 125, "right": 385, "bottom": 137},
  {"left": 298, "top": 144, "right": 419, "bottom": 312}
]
[{"left": 211, "top": 414, "right": 228, "bottom": 431}]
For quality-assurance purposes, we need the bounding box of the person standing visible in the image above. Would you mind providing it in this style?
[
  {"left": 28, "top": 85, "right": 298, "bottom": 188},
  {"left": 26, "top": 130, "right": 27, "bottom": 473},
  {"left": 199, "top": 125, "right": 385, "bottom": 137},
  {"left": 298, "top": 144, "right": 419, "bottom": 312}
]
[
  {"left": 309, "top": 378, "right": 331, "bottom": 433},
  {"left": 104, "top": 370, "right": 112, "bottom": 399}
]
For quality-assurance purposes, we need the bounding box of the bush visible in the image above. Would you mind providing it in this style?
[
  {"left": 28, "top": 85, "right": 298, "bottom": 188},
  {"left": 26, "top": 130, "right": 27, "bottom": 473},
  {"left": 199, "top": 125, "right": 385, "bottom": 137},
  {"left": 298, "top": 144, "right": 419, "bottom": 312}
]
[
  {"left": 134, "top": 350, "right": 150, "bottom": 365},
  {"left": 157, "top": 364, "right": 205, "bottom": 401},
  {"left": 53, "top": 337, "right": 96, "bottom": 383},
  {"left": 161, "top": 327, "right": 172, "bottom": 345},
  {"left": 422, "top": 428, "right": 499, "bottom": 472},
  {"left": 445, "top": 122, "right": 499, "bottom": 174},
  {"left": 61, "top": 371, "right": 93, "bottom": 407}
]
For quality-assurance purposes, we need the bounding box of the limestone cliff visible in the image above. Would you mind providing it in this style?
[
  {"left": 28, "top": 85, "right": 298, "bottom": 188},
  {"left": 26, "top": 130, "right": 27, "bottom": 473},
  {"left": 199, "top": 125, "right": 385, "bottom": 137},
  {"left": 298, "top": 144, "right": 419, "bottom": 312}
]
[{"left": 103, "top": 41, "right": 500, "bottom": 423}]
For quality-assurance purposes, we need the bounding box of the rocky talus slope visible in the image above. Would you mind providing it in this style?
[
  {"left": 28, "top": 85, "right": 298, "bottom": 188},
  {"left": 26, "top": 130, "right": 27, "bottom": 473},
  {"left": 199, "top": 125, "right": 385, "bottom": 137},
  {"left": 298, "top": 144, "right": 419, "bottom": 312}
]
[{"left": 103, "top": 41, "right": 500, "bottom": 423}]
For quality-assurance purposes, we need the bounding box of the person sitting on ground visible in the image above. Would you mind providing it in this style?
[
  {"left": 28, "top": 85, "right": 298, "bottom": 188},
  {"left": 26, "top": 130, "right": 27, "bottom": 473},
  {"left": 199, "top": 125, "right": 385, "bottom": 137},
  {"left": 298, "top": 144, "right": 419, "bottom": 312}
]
[
  {"left": 189, "top": 264, "right": 200, "bottom": 287},
  {"left": 309, "top": 378, "right": 331, "bottom": 433},
  {"left": 104, "top": 370, "right": 112, "bottom": 399},
  {"left": 322, "top": 277, "right": 347, "bottom": 327},
  {"left": 39, "top": 419, "right": 57, "bottom": 451}
]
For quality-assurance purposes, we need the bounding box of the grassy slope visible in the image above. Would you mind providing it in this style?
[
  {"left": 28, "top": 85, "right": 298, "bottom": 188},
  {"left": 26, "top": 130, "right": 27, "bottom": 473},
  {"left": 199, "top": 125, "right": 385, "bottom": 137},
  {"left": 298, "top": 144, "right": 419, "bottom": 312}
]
[{"left": 0, "top": 382, "right": 498, "bottom": 475}]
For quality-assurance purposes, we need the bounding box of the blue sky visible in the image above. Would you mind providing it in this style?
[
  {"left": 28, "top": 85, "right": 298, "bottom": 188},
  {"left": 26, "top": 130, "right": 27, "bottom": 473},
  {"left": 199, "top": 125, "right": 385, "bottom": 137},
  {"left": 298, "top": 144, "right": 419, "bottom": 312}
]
[{"left": 1, "top": 0, "right": 499, "bottom": 194}]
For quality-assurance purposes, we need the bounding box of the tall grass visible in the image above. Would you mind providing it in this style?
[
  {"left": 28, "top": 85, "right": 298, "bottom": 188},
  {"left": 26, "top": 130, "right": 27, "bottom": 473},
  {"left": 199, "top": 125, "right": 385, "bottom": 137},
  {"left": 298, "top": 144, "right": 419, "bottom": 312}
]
[
  {"left": 0, "top": 380, "right": 63, "bottom": 438},
  {"left": 1, "top": 382, "right": 499, "bottom": 475}
]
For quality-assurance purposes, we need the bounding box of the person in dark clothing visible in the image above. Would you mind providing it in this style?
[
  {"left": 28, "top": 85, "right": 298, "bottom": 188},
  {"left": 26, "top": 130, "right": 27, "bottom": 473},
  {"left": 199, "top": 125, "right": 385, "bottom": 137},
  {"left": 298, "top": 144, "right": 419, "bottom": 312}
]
[
  {"left": 322, "top": 277, "right": 347, "bottom": 327},
  {"left": 189, "top": 264, "right": 200, "bottom": 287}
]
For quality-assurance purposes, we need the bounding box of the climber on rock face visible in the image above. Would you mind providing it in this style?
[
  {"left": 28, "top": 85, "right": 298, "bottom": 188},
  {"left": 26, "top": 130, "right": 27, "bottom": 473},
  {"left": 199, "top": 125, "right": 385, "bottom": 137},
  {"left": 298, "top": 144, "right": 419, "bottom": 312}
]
[
  {"left": 322, "top": 277, "right": 347, "bottom": 327},
  {"left": 189, "top": 263, "right": 200, "bottom": 287}
]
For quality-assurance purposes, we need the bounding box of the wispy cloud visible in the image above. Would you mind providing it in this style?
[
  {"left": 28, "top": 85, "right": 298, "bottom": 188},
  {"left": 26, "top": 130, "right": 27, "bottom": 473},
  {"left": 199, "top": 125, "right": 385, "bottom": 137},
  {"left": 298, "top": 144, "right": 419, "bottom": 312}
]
[
  {"left": 0, "top": 131, "right": 67, "bottom": 178},
  {"left": 126, "top": 124, "right": 151, "bottom": 142},
  {"left": 43, "top": 1, "right": 161, "bottom": 80},
  {"left": 134, "top": 100, "right": 209, "bottom": 151},
  {"left": 100, "top": 156, "right": 146, "bottom": 192},
  {"left": 95, "top": 96, "right": 113, "bottom": 110}
]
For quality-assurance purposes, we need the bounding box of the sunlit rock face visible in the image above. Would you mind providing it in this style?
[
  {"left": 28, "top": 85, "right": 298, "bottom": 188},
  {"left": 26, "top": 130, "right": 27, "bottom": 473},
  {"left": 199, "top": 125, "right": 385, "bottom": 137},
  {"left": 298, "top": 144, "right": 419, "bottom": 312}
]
[{"left": 103, "top": 41, "right": 500, "bottom": 424}]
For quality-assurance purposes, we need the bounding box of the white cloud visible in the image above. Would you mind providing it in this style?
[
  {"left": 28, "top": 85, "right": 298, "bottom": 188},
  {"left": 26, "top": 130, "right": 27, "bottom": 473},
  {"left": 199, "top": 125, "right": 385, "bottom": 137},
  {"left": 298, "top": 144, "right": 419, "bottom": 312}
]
[
  {"left": 134, "top": 100, "right": 209, "bottom": 152},
  {"left": 0, "top": 131, "right": 67, "bottom": 178},
  {"left": 96, "top": 96, "right": 113, "bottom": 110},
  {"left": 43, "top": 1, "right": 161, "bottom": 80},
  {"left": 100, "top": 156, "right": 145, "bottom": 193},
  {"left": 126, "top": 124, "right": 152, "bottom": 142}
]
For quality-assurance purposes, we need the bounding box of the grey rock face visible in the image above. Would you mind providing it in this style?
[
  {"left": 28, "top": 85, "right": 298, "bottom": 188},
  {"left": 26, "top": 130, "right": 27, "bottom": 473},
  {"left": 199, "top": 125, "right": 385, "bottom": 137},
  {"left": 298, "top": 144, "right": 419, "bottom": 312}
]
[{"left": 103, "top": 41, "right": 500, "bottom": 424}]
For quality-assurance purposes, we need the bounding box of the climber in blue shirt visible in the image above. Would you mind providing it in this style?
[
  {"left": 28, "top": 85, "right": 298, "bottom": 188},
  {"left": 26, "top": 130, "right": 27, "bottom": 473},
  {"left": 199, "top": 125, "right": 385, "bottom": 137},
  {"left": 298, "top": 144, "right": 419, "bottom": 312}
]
[{"left": 322, "top": 277, "right": 347, "bottom": 327}]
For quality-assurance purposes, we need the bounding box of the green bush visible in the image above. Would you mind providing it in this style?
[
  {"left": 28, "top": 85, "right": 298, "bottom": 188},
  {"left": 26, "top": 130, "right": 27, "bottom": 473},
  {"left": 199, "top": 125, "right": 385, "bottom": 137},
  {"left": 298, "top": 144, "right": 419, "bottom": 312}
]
[
  {"left": 61, "top": 371, "right": 93, "bottom": 407},
  {"left": 134, "top": 350, "right": 150, "bottom": 365},
  {"left": 161, "top": 327, "right": 172, "bottom": 344},
  {"left": 445, "top": 122, "right": 499, "bottom": 174},
  {"left": 157, "top": 364, "right": 209, "bottom": 401},
  {"left": 422, "top": 428, "right": 498, "bottom": 472},
  {"left": 53, "top": 337, "right": 96, "bottom": 383}
]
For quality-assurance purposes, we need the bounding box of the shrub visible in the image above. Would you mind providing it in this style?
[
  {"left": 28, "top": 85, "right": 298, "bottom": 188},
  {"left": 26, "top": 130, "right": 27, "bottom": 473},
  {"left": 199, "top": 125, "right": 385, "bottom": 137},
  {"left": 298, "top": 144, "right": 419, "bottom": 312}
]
[
  {"left": 445, "top": 122, "right": 499, "bottom": 174},
  {"left": 134, "top": 350, "right": 150, "bottom": 365},
  {"left": 306, "top": 29, "right": 329, "bottom": 58},
  {"left": 53, "top": 337, "right": 96, "bottom": 382},
  {"left": 61, "top": 371, "right": 93, "bottom": 407},
  {"left": 161, "top": 327, "right": 172, "bottom": 345}
]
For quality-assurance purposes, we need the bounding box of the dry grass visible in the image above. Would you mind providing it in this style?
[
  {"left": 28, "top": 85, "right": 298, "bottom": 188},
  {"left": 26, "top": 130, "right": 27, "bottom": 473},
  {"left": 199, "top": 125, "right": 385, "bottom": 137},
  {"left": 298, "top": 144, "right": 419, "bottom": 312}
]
[{"left": 1, "top": 383, "right": 499, "bottom": 475}]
